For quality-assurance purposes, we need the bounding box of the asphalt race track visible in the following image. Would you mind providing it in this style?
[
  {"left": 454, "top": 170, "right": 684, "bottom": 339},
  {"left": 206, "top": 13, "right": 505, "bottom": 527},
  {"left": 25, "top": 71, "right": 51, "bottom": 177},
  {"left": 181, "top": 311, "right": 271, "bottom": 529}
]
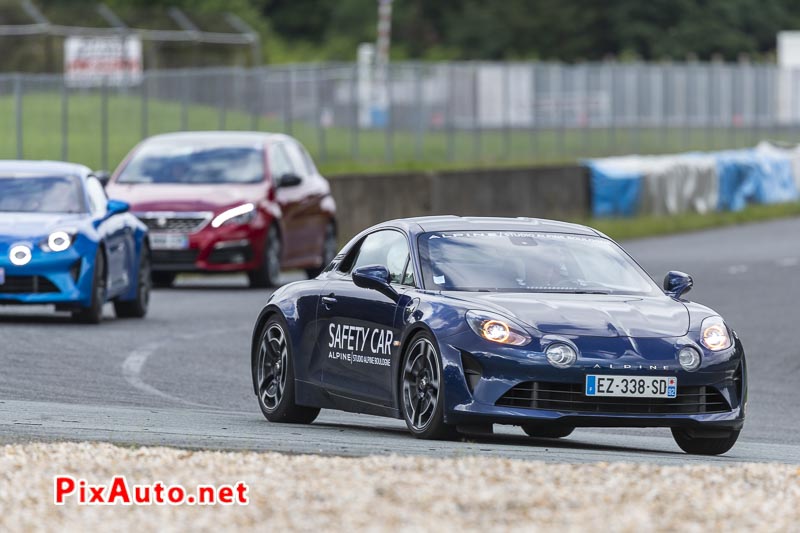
[{"left": 1, "top": 218, "right": 799, "bottom": 465}]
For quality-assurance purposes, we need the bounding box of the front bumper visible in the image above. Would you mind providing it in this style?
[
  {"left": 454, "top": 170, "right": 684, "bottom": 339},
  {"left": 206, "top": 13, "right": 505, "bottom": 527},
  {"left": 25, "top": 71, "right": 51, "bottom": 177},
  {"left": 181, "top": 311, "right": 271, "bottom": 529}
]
[
  {"left": 0, "top": 243, "right": 96, "bottom": 307},
  {"left": 438, "top": 330, "right": 746, "bottom": 431},
  {"left": 149, "top": 222, "right": 267, "bottom": 273}
]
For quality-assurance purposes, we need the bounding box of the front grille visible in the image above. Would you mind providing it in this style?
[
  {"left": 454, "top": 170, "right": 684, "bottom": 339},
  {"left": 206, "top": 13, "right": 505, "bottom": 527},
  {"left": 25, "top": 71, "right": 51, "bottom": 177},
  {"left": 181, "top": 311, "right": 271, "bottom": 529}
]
[
  {"left": 208, "top": 245, "right": 253, "bottom": 265},
  {"left": 136, "top": 213, "right": 210, "bottom": 234},
  {"left": 151, "top": 250, "right": 199, "bottom": 265},
  {"left": 496, "top": 381, "right": 731, "bottom": 415},
  {"left": 0, "top": 275, "right": 59, "bottom": 294}
]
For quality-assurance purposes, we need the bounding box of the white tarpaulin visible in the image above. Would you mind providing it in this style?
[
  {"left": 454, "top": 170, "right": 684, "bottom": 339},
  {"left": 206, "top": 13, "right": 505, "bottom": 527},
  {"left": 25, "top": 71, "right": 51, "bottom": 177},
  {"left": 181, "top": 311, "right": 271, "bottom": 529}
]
[{"left": 64, "top": 35, "right": 143, "bottom": 88}]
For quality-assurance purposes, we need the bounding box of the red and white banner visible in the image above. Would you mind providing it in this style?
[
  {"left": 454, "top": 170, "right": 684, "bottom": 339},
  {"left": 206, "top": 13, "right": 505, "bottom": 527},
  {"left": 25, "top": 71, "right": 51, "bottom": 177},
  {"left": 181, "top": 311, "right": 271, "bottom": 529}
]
[{"left": 64, "top": 35, "right": 143, "bottom": 88}]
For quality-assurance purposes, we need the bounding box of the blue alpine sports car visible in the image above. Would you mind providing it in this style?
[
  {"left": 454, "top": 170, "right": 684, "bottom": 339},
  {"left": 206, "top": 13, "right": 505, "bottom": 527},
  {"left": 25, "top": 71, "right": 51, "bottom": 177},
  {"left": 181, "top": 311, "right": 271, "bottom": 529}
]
[
  {"left": 251, "top": 216, "right": 747, "bottom": 455},
  {"left": 0, "top": 161, "right": 151, "bottom": 323}
]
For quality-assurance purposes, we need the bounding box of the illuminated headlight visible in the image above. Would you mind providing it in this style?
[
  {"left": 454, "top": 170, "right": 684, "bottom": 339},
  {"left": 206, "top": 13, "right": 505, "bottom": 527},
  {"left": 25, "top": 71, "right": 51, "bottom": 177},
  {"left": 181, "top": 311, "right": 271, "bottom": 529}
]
[
  {"left": 466, "top": 310, "right": 532, "bottom": 346},
  {"left": 545, "top": 343, "right": 577, "bottom": 368},
  {"left": 211, "top": 203, "right": 256, "bottom": 228},
  {"left": 45, "top": 231, "right": 72, "bottom": 252},
  {"left": 678, "top": 346, "right": 701, "bottom": 371},
  {"left": 9, "top": 244, "right": 32, "bottom": 266},
  {"left": 700, "top": 316, "right": 732, "bottom": 351}
]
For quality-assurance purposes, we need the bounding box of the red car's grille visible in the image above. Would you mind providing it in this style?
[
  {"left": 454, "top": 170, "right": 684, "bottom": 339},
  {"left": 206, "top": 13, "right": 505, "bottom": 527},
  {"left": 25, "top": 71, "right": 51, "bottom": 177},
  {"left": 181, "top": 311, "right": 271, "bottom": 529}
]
[{"left": 135, "top": 213, "right": 211, "bottom": 234}]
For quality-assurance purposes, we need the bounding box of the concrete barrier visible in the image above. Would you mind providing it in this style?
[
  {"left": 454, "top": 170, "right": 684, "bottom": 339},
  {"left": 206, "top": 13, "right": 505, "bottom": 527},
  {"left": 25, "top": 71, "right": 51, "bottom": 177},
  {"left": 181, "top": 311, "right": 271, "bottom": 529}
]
[{"left": 328, "top": 165, "right": 589, "bottom": 239}]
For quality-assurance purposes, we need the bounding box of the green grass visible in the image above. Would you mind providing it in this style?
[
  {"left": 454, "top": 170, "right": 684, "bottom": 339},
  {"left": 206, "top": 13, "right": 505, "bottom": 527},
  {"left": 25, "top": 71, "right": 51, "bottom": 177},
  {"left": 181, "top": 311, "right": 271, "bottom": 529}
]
[
  {"left": 3, "top": 90, "right": 800, "bottom": 174},
  {"left": 584, "top": 202, "right": 800, "bottom": 242}
]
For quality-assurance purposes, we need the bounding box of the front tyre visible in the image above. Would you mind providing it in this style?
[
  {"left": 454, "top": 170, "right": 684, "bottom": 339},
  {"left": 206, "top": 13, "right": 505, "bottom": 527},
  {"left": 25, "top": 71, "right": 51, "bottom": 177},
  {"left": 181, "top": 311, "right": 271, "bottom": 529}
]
[
  {"left": 400, "top": 332, "right": 457, "bottom": 440},
  {"left": 249, "top": 225, "right": 281, "bottom": 288},
  {"left": 72, "top": 249, "right": 105, "bottom": 324},
  {"left": 671, "top": 427, "right": 740, "bottom": 455},
  {"left": 114, "top": 245, "right": 151, "bottom": 318},
  {"left": 254, "top": 315, "right": 319, "bottom": 424}
]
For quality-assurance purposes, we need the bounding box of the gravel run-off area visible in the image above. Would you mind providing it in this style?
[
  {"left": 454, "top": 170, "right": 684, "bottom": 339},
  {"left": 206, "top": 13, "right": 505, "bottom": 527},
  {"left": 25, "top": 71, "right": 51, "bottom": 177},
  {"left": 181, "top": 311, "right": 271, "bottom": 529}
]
[{"left": 1, "top": 442, "right": 798, "bottom": 532}]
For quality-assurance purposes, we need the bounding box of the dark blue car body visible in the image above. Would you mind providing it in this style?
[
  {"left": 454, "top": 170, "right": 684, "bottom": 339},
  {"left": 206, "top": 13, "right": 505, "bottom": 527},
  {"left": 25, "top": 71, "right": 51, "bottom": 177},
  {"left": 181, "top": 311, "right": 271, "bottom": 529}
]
[
  {"left": 252, "top": 216, "right": 746, "bottom": 450},
  {"left": 0, "top": 161, "right": 149, "bottom": 316}
]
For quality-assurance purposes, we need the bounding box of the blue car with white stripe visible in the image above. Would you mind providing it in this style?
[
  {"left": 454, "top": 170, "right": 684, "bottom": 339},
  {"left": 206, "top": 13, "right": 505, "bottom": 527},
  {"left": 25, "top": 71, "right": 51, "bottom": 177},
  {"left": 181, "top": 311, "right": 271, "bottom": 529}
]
[
  {"left": 0, "top": 161, "right": 150, "bottom": 323},
  {"left": 251, "top": 216, "right": 747, "bottom": 455}
]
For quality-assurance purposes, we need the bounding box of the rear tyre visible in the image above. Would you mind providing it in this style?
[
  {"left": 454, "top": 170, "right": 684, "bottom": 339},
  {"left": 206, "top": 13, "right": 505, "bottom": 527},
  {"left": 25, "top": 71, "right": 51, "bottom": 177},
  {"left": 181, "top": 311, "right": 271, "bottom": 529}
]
[
  {"left": 114, "top": 246, "right": 151, "bottom": 318},
  {"left": 400, "top": 332, "right": 458, "bottom": 440},
  {"left": 254, "top": 314, "right": 320, "bottom": 424},
  {"left": 305, "top": 222, "right": 336, "bottom": 279},
  {"left": 521, "top": 424, "right": 574, "bottom": 439},
  {"left": 248, "top": 226, "right": 281, "bottom": 288},
  {"left": 671, "top": 427, "right": 740, "bottom": 455},
  {"left": 72, "top": 250, "right": 105, "bottom": 324},
  {"left": 151, "top": 271, "right": 176, "bottom": 288}
]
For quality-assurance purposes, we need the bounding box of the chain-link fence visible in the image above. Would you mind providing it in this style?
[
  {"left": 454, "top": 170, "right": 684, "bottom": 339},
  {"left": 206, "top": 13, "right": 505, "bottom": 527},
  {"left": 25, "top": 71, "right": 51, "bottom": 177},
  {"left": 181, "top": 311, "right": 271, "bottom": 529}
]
[{"left": 0, "top": 61, "right": 797, "bottom": 172}]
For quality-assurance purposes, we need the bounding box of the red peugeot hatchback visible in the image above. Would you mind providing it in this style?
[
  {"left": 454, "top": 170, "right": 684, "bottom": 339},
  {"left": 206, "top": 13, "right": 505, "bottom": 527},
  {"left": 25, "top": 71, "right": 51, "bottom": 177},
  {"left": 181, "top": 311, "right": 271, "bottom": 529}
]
[{"left": 107, "top": 132, "right": 337, "bottom": 288}]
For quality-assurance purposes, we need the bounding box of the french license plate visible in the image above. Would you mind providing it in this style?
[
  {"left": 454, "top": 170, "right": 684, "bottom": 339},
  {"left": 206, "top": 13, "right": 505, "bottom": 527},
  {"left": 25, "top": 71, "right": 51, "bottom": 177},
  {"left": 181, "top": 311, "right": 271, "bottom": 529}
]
[
  {"left": 585, "top": 375, "right": 677, "bottom": 398},
  {"left": 150, "top": 233, "right": 189, "bottom": 250},
  {"left": 0, "top": 267, "right": 4, "bottom": 285}
]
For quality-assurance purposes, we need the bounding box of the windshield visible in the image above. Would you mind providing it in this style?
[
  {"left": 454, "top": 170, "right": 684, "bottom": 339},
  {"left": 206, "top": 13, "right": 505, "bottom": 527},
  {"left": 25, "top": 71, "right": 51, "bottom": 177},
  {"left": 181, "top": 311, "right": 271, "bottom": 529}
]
[
  {"left": 0, "top": 175, "right": 86, "bottom": 213},
  {"left": 117, "top": 143, "right": 265, "bottom": 185},
  {"left": 418, "top": 231, "right": 659, "bottom": 295}
]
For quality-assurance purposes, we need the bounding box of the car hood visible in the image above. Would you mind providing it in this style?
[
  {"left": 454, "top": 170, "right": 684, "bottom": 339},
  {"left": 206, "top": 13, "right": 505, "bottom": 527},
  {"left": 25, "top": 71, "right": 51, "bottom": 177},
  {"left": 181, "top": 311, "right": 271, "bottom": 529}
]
[
  {"left": 106, "top": 183, "right": 265, "bottom": 212},
  {"left": 445, "top": 292, "right": 689, "bottom": 338},
  {"left": 0, "top": 213, "right": 87, "bottom": 242}
]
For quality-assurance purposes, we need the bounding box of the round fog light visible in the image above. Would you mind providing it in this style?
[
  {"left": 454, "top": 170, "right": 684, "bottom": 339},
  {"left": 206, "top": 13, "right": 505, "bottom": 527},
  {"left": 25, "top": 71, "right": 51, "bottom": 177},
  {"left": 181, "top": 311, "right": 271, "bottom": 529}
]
[
  {"left": 9, "top": 244, "right": 32, "bottom": 266},
  {"left": 678, "top": 347, "right": 701, "bottom": 371},
  {"left": 546, "top": 343, "right": 577, "bottom": 368}
]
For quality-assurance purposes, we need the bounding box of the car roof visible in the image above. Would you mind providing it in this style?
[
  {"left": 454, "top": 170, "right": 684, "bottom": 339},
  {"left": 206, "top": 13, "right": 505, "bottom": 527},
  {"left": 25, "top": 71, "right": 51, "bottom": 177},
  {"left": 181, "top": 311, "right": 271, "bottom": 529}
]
[
  {"left": 140, "top": 131, "right": 291, "bottom": 146},
  {"left": 0, "top": 160, "right": 91, "bottom": 176},
  {"left": 376, "top": 215, "right": 601, "bottom": 237}
]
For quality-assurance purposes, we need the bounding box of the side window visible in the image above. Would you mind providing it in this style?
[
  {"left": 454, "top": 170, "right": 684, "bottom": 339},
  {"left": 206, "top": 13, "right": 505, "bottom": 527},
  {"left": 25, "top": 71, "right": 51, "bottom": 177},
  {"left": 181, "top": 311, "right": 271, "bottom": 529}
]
[
  {"left": 401, "top": 258, "right": 416, "bottom": 287},
  {"left": 283, "top": 141, "right": 312, "bottom": 177},
  {"left": 351, "top": 230, "right": 409, "bottom": 284},
  {"left": 269, "top": 144, "right": 294, "bottom": 179},
  {"left": 85, "top": 177, "right": 108, "bottom": 216}
]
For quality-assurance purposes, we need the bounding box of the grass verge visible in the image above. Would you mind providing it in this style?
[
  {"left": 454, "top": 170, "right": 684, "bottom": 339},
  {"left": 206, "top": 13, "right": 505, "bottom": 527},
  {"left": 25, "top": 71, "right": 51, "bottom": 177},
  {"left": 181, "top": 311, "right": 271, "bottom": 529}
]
[{"left": 585, "top": 202, "right": 800, "bottom": 241}]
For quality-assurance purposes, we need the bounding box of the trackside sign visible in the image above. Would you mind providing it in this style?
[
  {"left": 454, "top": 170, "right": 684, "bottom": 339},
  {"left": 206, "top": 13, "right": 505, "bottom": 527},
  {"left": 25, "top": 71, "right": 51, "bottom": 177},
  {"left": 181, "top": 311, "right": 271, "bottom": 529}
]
[{"left": 64, "top": 35, "right": 143, "bottom": 88}]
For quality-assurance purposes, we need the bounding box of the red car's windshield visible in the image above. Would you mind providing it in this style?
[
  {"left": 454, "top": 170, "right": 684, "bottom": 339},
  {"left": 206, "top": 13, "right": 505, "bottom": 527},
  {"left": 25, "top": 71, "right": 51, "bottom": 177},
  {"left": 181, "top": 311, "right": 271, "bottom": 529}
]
[{"left": 117, "top": 144, "right": 264, "bottom": 185}]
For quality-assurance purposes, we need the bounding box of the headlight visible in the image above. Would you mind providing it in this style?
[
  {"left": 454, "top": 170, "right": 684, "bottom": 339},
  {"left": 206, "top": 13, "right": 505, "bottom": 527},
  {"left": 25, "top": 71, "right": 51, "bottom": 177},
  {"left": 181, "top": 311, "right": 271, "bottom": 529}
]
[
  {"left": 545, "top": 343, "right": 577, "bottom": 368},
  {"left": 40, "top": 230, "right": 76, "bottom": 252},
  {"left": 700, "top": 316, "right": 731, "bottom": 351},
  {"left": 211, "top": 203, "right": 256, "bottom": 228},
  {"left": 466, "top": 310, "right": 532, "bottom": 346},
  {"left": 9, "top": 244, "right": 32, "bottom": 266},
  {"left": 45, "top": 231, "right": 72, "bottom": 252}
]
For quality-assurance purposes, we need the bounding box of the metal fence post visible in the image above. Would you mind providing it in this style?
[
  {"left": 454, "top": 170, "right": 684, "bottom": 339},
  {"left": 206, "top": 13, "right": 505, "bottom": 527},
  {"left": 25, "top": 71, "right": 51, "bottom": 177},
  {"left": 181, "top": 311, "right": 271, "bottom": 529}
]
[
  {"left": 101, "top": 81, "right": 109, "bottom": 170},
  {"left": 284, "top": 67, "right": 294, "bottom": 136},
  {"left": 351, "top": 64, "right": 359, "bottom": 160},
  {"left": 250, "top": 70, "right": 260, "bottom": 131},
  {"left": 141, "top": 73, "right": 149, "bottom": 139},
  {"left": 14, "top": 75, "right": 23, "bottom": 159},
  {"left": 181, "top": 70, "right": 189, "bottom": 131},
  {"left": 503, "top": 62, "right": 511, "bottom": 160},
  {"left": 414, "top": 62, "right": 424, "bottom": 161},
  {"left": 61, "top": 76, "right": 69, "bottom": 161},
  {"left": 446, "top": 63, "right": 455, "bottom": 162},
  {"left": 317, "top": 66, "right": 327, "bottom": 162},
  {"left": 218, "top": 73, "right": 227, "bottom": 130},
  {"left": 385, "top": 63, "right": 394, "bottom": 163},
  {"left": 472, "top": 62, "right": 481, "bottom": 162},
  {"left": 530, "top": 63, "right": 538, "bottom": 158}
]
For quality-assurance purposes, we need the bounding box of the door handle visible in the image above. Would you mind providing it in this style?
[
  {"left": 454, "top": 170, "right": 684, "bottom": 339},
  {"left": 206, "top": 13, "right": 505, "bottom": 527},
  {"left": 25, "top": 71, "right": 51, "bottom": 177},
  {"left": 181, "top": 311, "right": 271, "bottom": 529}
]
[{"left": 321, "top": 294, "right": 337, "bottom": 308}]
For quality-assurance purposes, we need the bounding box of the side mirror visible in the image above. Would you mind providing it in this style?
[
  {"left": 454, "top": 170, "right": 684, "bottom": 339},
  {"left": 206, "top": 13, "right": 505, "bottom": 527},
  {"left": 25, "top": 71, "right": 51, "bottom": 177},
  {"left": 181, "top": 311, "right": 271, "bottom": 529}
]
[
  {"left": 275, "top": 173, "right": 302, "bottom": 188},
  {"left": 663, "top": 271, "right": 693, "bottom": 299},
  {"left": 352, "top": 264, "right": 398, "bottom": 301},
  {"left": 92, "top": 170, "right": 111, "bottom": 187},
  {"left": 107, "top": 199, "right": 130, "bottom": 217}
]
